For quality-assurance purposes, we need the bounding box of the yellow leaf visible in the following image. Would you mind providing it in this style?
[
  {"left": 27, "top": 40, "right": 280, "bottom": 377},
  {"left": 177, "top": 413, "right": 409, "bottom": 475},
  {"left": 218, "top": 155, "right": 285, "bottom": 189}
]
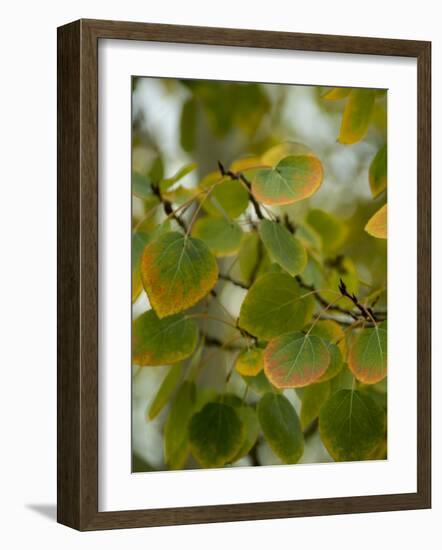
[{"left": 365, "top": 204, "right": 387, "bottom": 239}]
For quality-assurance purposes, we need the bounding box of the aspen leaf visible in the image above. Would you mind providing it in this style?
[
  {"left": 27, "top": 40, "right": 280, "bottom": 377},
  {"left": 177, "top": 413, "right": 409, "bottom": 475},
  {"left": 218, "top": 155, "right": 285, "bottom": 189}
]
[
  {"left": 192, "top": 217, "right": 243, "bottom": 257},
  {"left": 235, "top": 348, "right": 264, "bottom": 376},
  {"left": 338, "top": 88, "right": 376, "bottom": 144},
  {"left": 347, "top": 322, "right": 387, "bottom": 384},
  {"left": 164, "top": 381, "right": 196, "bottom": 469},
  {"left": 308, "top": 320, "right": 345, "bottom": 382},
  {"left": 238, "top": 231, "right": 261, "bottom": 284},
  {"left": 369, "top": 145, "right": 387, "bottom": 198},
  {"left": 132, "top": 222, "right": 171, "bottom": 302},
  {"left": 252, "top": 155, "right": 323, "bottom": 206},
  {"left": 238, "top": 273, "right": 315, "bottom": 340},
  {"left": 258, "top": 219, "right": 307, "bottom": 276},
  {"left": 319, "top": 389, "right": 386, "bottom": 461},
  {"left": 132, "top": 310, "right": 198, "bottom": 366},
  {"left": 322, "top": 87, "right": 351, "bottom": 101},
  {"left": 257, "top": 393, "right": 304, "bottom": 464},
  {"left": 264, "top": 332, "right": 330, "bottom": 389},
  {"left": 242, "top": 369, "right": 280, "bottom": 396},
  {"left": 306, "top": 209, "right": 348, "bottom": 252},
  {"left": 200, "top": 172, "right": 249, "bottom": 219},
  {"left": 261, "top": 142, "right": 313, "bottom": 166},
  {"left": 365, "top": 204, "right": 387, "bottom": 239},
  {"left": 160, "top": 162, "right": 197, "bottom": 191},
  {"left": 141, "top": 231, "right": 218, "bottom": 317},
  {"left": 300, "top": 381, "right": 331, "bottom": 430},
  {"left": 148, "top": 364, "right": 182, "bottom": 420},
  {"left": 189, "top": 402, "right": 244, "bottom": 468},
  {"left": 132, "top": 171, "right": 153, "bottom": 200}
]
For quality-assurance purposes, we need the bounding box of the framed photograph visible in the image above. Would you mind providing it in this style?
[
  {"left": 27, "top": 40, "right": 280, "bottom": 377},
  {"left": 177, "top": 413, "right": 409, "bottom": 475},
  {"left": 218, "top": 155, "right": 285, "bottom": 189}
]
[{"left": 57, "top": 19, "right": 431, "bottom": 530}]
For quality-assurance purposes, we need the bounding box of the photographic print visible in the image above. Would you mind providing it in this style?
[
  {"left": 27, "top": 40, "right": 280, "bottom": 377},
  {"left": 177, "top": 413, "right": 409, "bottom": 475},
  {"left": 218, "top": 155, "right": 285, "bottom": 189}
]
[{"left": 131, "top": 78, "right": 388, "bottom": 472}]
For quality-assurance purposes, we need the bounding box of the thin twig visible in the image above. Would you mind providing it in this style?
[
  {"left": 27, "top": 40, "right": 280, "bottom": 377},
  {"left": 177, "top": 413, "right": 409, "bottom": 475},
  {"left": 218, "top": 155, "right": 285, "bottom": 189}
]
[
  {"left": 151, "top": 183, "right": 187, "bottom": 231},
  {"left": 218, "top": 161, "right": 264, "bottom": 220}
]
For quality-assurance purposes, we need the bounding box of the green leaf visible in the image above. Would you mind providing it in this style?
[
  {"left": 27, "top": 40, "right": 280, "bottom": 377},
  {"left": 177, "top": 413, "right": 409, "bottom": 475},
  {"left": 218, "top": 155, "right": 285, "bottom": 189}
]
[
  {"left": 242, "top": 369, "right": 279, "bottom": 396},
  {"left": 338, "top": 88, "right": 376, "bottom": 144},
  {"left": 141, "top": 231, "right": 218, "bottom": 317},
  {"left": 322, "top": 87, "right": 351, "bottom": 101},
  {"left": 264, "top": 332, "right": 330, "bottom": 389},
  {"left": 319, "top": 389, "right": 386, "bottom": 461},
  {"left": 164, "top": 381, "right": 196, "bottom": 469},
  {"left": 239, "top": 273, "right": 315, "bottom": 340},
  {"left": 258, "top": 219, "right": 307, "bottom": 276},
  {"left": 132, "top": 172, "right": 153, "bottom": 200},
  {"left": 200, "top": 172, "right": 249, "bottom": 219},
  {"left": 365, "top": 204, "right": 387, "bottom": 239},
  {"left": 306, "top": 209, "right": 348, "bottom": 252},
  {"left": 347, "top": 322, "right": 387, "bottom": 384},
  {"left": 180, "top": 98, "right": 197, "bottom": 152},
  {"left": 192, "top": 217, "right": 243, "bottom": 257},
  {"left": 238, "top": 231, "right": 261, "bottom": 284},
  {"left": 308, "top": 320, "right": 345, "bottom": 382},
  {"left": 300, "top": 381, "right": 331, "bottom": 430},
  {"left": 257, "top": 393, "right": 304, "bottom": 464},
  {"left": 149, "top": 156, "right": 164, "bottom": 182},
  {"left": 132, "top": 222, "right": 170, "bottom": 302},
  {"left": 235, "top": 347, "right": 264, "bottom": 376},
  {"left": 232, "top": 404, "right": 260, "bottom": 462},
  {"left": 261, "top": 142, "right": 313, "bottom": 166},
  {"left": 252, "top": 155, "right": 323, "bottom": 206},
  {"left": 132, "top": 310, "right": 198, "bottom": 366},
  {"left": 148, "top": 364, "right": 182, "bottom": 420},
  {"left": 369, "top": 145, "right": 387, "bottom": 198},
  {"left": 160, "top": 162, "right": 197, "bottom": 191},
  {"left": 189, "top": 402, "right": 244, "bottom": 468}
]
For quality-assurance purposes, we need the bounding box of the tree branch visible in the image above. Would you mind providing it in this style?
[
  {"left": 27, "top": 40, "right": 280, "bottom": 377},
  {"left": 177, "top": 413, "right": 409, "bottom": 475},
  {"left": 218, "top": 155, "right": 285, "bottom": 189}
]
[
  {"left": 151, "top": 183, "right": 188, "bottom": 231},
  {"left": 218, "top": 161, "right": 264, "bottom": 220},
  {"left": 338, "top": 278, "right": 378, "bottom": 322}
]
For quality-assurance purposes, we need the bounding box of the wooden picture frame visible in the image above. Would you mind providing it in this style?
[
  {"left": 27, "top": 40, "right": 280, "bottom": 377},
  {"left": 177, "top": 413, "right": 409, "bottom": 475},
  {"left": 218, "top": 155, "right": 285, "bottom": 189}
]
[{"left": 57, "top": 18, "right": 431, "bottom": 531}]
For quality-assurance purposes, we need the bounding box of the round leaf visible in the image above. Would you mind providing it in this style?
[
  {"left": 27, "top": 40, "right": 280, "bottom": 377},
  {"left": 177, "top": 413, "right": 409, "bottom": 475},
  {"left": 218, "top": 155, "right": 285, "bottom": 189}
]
[
  {"left": 369, "top": 145, "right": 387, "bottom": 198},
  {"left": 132, "top": 171, "right": 153, "bottom": 200},
  {"left": 231, "top": 404, "right": 260, "bottom": 462},
  {"left": 264, "top": 332, "right": 330, "bottom": 389},
  {"left": 348, "top": 323, "right": 387, "bottom": 384},
  {"left": 365, "top": 204, "right": 387, "bottom": 239},
  {"left": 235, "top": 348, "right": 264, "bottom": 376},
  {"left": 141, "top": 231, "right": 218, "bottom": 317},
  {"left": 239, "top": 273, "right": 315, "bottom": 340},
  {"left": 252, "top": 155, "right": 323, "bottom": 206},
  {"left": 242, "top": 370, "right": 279, "bottom": 396},
  {"left": 257, "top": 393, "right": 304, "bottom": 464},
  {"left": 308, "top": 320, "right": 345, "bottom": 382},
  {"left": 164, "top": 381, "right": 196, "bottom": 469},
  {"left": 261, "top": 142, "right": 313, "bottom": 166},
  {"left": 238, "top": 231, "right": 261, "bottom": 284},
  {"left": 200, "top": 172, "right": 249, "bottom": 219},
  {"left": 148, "top": 364, "right": 182, "bottom": 420},
  {"left": 338, "top": 89, "right": 376, "bottom": 145},
  {"left": 306, "top": 209, "right": 348, "bottom": 252},
  {"left": 192, "top": 217, "right": 243, "bottom": 257},
  {"left": 132, "top": 310, "right": 198, "bottom": 366},
  {"left": 258, "top": 219, "right": 307, "bottom": 276},
  {"left": 300, "top": 381, "right": 331, "bottom": 430},
  {"left": 189, "top": 402, "right": 244, "bottom": 468},
  {"left": 319, "top": 389, "right": 386, "bottom": 461},
  {"left": 132, "top": 222, "right": 171, "bottom": 302}
]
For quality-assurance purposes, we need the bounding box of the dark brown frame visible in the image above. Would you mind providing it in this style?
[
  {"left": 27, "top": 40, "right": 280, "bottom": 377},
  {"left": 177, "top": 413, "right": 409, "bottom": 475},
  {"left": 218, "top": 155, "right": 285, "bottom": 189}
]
[{"left": 57, "top": 18, "right": 431, "bottom": 531}]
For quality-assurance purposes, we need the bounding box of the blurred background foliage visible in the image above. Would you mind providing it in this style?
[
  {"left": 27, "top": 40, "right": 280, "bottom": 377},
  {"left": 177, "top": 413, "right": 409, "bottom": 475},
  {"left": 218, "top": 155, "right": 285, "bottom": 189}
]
[{"left": 131, "top": 77, "right": 387, "bottom": 471}]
